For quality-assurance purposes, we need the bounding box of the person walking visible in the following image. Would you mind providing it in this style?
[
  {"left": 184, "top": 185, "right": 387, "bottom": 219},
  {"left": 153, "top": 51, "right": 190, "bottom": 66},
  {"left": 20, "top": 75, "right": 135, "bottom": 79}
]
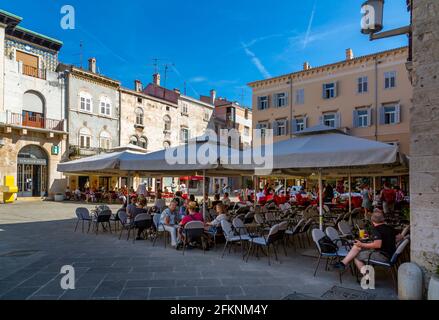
[
  {"left": 380, "top": 183, "right": 396, "bottom": 215},
  {"left": 361, "top": 184, "right": 373, "bottom": 218}
]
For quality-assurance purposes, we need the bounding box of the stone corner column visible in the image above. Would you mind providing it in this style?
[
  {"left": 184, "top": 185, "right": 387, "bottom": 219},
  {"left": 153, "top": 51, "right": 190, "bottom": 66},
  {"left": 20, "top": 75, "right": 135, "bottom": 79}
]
[{"left": 410, "top": 0, "right": 439, "bottom": 277}]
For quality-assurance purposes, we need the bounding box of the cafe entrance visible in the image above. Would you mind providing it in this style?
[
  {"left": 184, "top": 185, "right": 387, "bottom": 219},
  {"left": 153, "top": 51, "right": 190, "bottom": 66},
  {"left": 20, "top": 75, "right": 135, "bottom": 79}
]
[{"left": 17, "top": 145, "right": 48, "bottom": 197}]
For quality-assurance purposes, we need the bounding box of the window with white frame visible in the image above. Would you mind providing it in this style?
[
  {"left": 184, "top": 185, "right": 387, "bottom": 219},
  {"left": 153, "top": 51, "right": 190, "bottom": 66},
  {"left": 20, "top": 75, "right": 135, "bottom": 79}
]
[
  {"left": 180, "top": 127, "right": 189, "bottom": 143},
  {"left": 181, "top": 102, "right": 188, "bottom": 115},
  {"left": 257, "top": 122, "right": 269, "bottom": 137},
  {"left": 79, "top": 127, "right": 91, "bottom": 149},
  {"left": 99, "top": 131, "right": 112, "bottom": 150},
  {"left": 323, "top": 82, "right": 337, "bottom": 99},
  {"left": 358, "top": 76, "right": 368, "bottom": 93},
  {"left": 384, "top": 71, "right": 396, "bottom": 89},
  {"left": 323, "top": 113, "right": 336, "bottom": 127},
  {"left": 99, "top": 97, "right": 111, "bottom": 116},
  {"left": 79, "top": 92, "right": 92, "bottom": 112},
  {"left": 203, "top": 109, "right": 210, "bottom": 121},
  {"left": 383, "top": 105, "right": 399, "bottom": 124},
  {"left": 135, "top": 107, "right": 144, "bottom": 126},
  {"left": 274, "top": 93, "right": 287, "bottom": 108},
  {"left": 295, "top": 117, "right": 306, "bottom": 132},
  {"left": 164, "top": 115, "right": 171, "bottom": 131},
  {"left": 275, "top": 119, "right": 287, "bottom": 136},
  {"left": 244, "top": 126, "right": 250, "bottom": 137},
  {"left": 130, "top": 136, "right": 138, "bottom": 146},
  {"left": 258, "top": 96, "right": 269, "bottom": 110},
  {"left": 163, "top": 141, "right": 171, "bottom": 149},
  {"left": 356, "top": 109, "right": 369, "bottom": 127},
  {"left": 138, "top": 136, "right": 148, "bottom": 149},
  {"left": 295, "top": 88, "right": 305, "bottom": 105}
]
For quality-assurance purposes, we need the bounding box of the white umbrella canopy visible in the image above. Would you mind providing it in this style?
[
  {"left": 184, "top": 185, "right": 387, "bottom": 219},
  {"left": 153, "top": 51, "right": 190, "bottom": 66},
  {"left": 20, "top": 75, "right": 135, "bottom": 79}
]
[
  {"left": 57, "top": 139, "right": 247, "bottom": 177},
  {"left": 57, "top": 150, "right": 146, "bottom": 174},
  {"left": 230, "top": 130, "right": 400, "bottom": 173},
  {"left": 119, "top": 139, "right": 244, "bottom": 176}
]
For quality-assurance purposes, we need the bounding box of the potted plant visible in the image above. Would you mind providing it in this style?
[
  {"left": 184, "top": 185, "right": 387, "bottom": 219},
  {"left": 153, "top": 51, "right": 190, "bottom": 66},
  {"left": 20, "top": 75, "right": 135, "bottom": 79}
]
[{"left": 428, "top": 265, "right": 439, "bottom": 300}]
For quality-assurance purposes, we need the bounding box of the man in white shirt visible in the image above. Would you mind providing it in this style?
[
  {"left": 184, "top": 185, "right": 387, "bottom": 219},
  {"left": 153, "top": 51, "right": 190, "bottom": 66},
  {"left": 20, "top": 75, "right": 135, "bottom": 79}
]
[{"left": 256, "top": 189, "right": 265, "bottom": 202}]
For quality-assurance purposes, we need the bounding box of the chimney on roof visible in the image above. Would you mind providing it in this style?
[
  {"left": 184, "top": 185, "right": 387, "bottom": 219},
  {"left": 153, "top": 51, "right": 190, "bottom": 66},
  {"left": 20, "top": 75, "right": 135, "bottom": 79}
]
[
  {"left": 174, "top": 88, "right": 181, "bottom": 94},
  {"left": 210, "top": 89, "right": 217, "bottom": 105},
  {"left": 153, "top": 73, "right": 161, "bottom": 86},
  {"left": 134, "top": 80, "right": 143, "bottom": 92},
  {"left": 346, "top": 48, "right": 354, "bottom": 60},
  {"left": 303, "top": 61, "right": 311, "bottom": 71},
  {"left": 88, "top": 58, "right": 97, "bottom": 73}
]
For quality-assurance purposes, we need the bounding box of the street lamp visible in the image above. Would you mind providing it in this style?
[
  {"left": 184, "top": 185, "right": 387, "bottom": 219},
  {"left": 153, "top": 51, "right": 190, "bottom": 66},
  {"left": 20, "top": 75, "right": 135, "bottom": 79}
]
[
  {"left": 361, "top": 0, "right": 411, "bottom": 41},
  {"left": 361, "top": 0, "right": 385, "bottom": 35}
]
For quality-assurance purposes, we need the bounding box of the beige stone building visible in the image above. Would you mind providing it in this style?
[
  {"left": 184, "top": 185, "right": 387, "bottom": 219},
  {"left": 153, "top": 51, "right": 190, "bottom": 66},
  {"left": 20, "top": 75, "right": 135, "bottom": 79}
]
[
  {"left": 0, "top": 10, "right": 67, "bottom": 198},
  {"left": 249, "top": 47, "right": 412, "bottom": 189},
  {"left": 201, "top": 91, "right": 253, "bottom": 149},
  {"left": 120, "top": 74, "right": 215, "bottom": 192}
]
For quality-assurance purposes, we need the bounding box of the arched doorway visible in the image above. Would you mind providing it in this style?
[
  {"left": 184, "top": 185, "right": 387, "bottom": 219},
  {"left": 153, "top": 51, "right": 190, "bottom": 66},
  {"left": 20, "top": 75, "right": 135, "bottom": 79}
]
[{"left": 17, "top": 145, "right": 48, "bottom": 197}]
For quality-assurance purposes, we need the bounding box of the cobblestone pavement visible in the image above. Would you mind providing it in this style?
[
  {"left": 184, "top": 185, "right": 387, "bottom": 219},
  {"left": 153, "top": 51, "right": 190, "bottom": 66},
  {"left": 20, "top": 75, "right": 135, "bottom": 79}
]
[{"left": 0, "top": 200, "right": 397, "bottom": 300}]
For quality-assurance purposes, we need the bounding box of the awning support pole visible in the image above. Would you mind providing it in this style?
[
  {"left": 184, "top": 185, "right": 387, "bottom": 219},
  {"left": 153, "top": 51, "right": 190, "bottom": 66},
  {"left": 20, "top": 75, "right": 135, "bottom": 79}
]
[
  {"left": 202, "top": 170, "right": 206, "bottom": 217},
  {"left": 318, "top": 169, "right": 324, "bottom": 231},
  {"left": 348, "top": 169, "right": 352, "bottom": 213}
]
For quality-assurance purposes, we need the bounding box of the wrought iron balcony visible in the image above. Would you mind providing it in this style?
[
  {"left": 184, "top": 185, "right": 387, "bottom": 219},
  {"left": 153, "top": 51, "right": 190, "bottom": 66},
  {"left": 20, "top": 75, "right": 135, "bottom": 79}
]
[{"left": 0, "top": 111, "right": 65, "bottom": 132}]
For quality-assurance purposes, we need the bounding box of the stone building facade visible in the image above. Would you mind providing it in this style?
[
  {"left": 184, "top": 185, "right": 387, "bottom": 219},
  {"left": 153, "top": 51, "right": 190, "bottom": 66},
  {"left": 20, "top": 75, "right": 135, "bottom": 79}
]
[
  {"left": 410, "top": 0, "right": 439, "bottom": 274},
  {"left": 59, "top": 58, "right": 121, "bottom": 191},
  {"left": 0, "top": 10, "right": 67, "bottom": 198},
  {"left": 120, "top": 74, "right": 215, "bottom": 192}
]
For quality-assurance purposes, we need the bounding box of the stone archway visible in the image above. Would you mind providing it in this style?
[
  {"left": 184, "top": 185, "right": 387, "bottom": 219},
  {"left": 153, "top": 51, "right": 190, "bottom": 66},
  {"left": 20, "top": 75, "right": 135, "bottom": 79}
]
[{"left": 17, "top": 145, "right": 48, "bottom": 197}]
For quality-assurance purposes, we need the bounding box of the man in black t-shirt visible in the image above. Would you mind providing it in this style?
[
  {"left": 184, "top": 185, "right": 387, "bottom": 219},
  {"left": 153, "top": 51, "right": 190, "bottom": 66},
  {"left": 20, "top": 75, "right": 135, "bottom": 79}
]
[{"left": 334, "top": 210, "right": 403, "bottom": 272}]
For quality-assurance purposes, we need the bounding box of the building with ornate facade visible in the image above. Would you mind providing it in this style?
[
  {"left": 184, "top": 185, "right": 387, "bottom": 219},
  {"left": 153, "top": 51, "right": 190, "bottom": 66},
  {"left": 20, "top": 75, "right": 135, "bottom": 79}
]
[
  {"left": 58, "top": 58, "right": 121, "bottom": 191},
  {"left": 0, "top": 10, "right": 67, "bottom": 198}
]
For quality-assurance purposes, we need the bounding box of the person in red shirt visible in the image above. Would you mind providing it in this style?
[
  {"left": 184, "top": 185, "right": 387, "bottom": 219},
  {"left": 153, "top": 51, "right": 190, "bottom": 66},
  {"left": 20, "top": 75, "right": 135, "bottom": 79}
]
[
  {"left": 177, "top": 202, "right": 204, "bottom": 244},
  {"left": 380, "top": 183, "right": 396, "bottom": 214}
]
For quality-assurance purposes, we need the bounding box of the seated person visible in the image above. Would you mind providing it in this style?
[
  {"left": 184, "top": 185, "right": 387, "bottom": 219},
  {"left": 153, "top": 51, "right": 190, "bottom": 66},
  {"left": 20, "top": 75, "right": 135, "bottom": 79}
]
[
  {"left": 206, "top": 203, "right": 229, "bottom": 229},
  {"left": 65, "top": 187, "right": 72, "bottom": 200},
  {"left": 154, "top": 192, "right": 166, "bottom": 213},
  {"left": 74, "top": 187, "right": 81, "bottom": 201},
  {"left": 334, "top": 210, "right": 403, "bottom": 272},
  {"left": 222, "top": 193, "right": 231, "bottom": 208},
  {"left": 173, "top": 191, "right": 185, "bottom": 207},
  {"left": 126, "top": 198, "right": 138, "bottom": 221},
  {"left": 202, "top": 193, "right": 211, "bottom": 209},
  {"left": 177, "top": 202, "right": 204, "bottom": 244},
  {"left": 211, "top": 194, "right": 222, "bottom": 209},
  {"left": 132, "top": 199, "right": 150, "bottom": 241},
  {"left": 160, "top": 200, "right": 180, "bottom": 247},
  {"left": 178, "top": 198, "right": 189, "bottom": 220}
]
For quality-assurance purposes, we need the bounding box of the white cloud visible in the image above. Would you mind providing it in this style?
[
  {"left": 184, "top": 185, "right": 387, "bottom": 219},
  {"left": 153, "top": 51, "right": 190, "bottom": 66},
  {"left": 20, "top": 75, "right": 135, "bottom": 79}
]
[
  {"left": 242, "top": 43, "right": 272, "bottom": 79},
  {"left": 303, "top": 0, "right": 317, "bottom": 49},
  {"left": 189, "top": 76, "right": 207, "bottom": 83}
]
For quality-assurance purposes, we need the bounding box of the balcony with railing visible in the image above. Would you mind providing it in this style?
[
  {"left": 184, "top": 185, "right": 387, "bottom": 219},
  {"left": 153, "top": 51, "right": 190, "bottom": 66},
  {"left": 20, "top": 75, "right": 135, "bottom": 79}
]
[
  {"left": 69, "top": 145, "right": 110, "bottom": 158},
  {"left": 21, "top": 64, "right": 47, "bottom": 80},
  {"left": 0, "top": 111, "right": 65, "bottom": 132}
]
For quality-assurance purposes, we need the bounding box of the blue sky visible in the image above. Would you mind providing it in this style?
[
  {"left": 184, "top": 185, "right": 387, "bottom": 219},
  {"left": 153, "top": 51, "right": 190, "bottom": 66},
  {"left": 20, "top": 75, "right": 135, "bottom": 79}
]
[{"left": 2, "top": 0, "right": 410, "bottom": 107}]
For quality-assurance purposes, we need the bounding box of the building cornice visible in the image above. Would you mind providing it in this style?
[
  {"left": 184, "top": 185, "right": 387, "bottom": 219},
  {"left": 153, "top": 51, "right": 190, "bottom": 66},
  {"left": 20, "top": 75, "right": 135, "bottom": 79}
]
[
  {"left": 71, "top": 68, "right": 120, "bottom": 89},
  {"left": 248, "top": 47, "right": 409, "bottom": 88}
]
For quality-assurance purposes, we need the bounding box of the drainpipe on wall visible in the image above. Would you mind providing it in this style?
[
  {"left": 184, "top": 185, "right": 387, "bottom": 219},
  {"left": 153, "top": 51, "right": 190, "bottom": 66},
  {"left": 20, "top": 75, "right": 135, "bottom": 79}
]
[
  {"left": 374, "top": 57, "right": 380, "bottom": 141},
  {"left": 289, "top": 75, "right": 294, "bottom": 139}
]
